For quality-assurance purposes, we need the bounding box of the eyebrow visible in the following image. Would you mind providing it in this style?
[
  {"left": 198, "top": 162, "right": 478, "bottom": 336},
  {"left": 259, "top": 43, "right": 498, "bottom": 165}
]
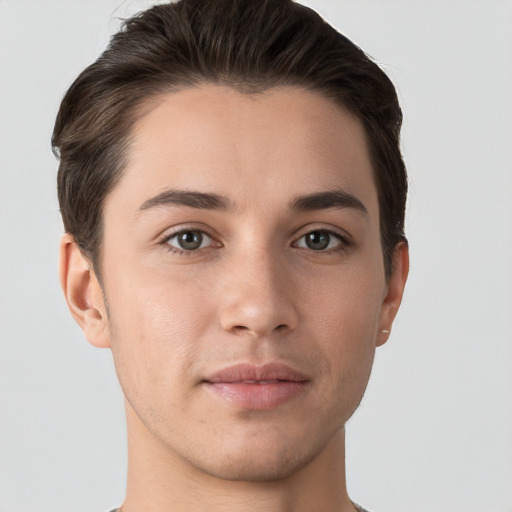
[
  {"left": 138, "top": 188, "right": 367, "bottom": 216},
  {"left": 289, "top": 190, "right": 368, "bottom": 215},
  {"left": 139, "top": 190, "right": 234, "bottom": 212}
]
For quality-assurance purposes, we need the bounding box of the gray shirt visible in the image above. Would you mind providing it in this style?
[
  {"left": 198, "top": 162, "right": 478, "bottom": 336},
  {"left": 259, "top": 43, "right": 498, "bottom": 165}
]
[{"left": 109, "top": 503, "right": 371, "bottom": 512}]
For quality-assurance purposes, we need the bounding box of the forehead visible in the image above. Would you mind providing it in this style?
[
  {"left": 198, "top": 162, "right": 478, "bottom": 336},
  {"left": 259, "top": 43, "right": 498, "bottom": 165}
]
[{"left": 108, "top": 85, "right": 378, "bottom": 217}]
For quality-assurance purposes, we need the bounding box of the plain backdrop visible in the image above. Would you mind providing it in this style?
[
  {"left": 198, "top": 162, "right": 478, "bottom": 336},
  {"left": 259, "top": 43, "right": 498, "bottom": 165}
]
[{"left": 0, "top": 1, "right": 511, "bottom": 511}]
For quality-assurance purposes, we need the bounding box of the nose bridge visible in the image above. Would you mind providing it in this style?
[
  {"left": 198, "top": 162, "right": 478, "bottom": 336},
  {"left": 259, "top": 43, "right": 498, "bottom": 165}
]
[{"left": 219, "top": 242, "right": 298, "bottom": 337}]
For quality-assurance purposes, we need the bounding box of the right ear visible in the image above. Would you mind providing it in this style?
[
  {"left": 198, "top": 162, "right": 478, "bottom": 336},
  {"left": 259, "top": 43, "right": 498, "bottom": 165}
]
[{"left": 59, "top": 234, "right": 111, "bottom": 348}]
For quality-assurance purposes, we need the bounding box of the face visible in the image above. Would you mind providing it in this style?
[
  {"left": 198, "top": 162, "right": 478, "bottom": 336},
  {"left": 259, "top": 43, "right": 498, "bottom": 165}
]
[{"left": 80, "top": 85, "right": 406, "bottom": 481}]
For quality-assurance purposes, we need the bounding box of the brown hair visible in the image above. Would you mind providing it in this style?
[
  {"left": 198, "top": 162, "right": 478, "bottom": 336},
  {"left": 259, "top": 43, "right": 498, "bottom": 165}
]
[{"left": 52, "top": 0, "right": 407, "bottom": 277}]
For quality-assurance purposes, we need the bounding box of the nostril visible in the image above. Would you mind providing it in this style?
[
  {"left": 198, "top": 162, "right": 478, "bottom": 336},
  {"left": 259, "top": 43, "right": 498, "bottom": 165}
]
[{"left": 229, "top": 323, "right": 288, "bottom": 335}]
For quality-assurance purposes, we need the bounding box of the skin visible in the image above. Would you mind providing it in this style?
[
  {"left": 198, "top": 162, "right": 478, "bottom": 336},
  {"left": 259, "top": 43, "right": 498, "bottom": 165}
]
[{"left": 60, "top": 85, "right": 408, "bottom": 512}]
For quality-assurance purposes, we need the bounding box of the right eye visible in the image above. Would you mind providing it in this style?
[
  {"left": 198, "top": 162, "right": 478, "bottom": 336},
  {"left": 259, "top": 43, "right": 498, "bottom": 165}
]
[{"left": 164, "top": 230, "right": 214, "bottom": 252}]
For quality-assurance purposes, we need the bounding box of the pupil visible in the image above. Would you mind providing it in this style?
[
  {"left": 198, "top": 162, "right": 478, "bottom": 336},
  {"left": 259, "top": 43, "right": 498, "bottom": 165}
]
[
  {"left": 179, "top": 231, "right": 202, "bottom": 250},
  {"left": 306, "top": 231, "right": 329, "bottom": 250}
]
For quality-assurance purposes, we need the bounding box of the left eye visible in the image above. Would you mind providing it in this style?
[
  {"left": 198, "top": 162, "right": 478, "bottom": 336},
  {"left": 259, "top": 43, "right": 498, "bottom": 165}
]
[
  {"left": 295, "top": 230, "right": 343, "bottom": 251},
  {"left": 165, "top": 230, "right": 213, "bottom": 251}
]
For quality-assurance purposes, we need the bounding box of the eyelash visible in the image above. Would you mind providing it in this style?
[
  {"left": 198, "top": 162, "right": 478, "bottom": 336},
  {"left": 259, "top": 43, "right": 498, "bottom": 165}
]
[{"left": 159, "top": 227, "right": 351, "bottom": 256}]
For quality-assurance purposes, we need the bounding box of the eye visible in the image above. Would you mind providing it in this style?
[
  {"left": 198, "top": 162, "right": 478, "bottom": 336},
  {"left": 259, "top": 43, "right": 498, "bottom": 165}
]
[
  {"left": 295, "top": 230, "right": 344, "bottom": 251},
  {"left": 165, "top": 230, "right": 213, "bottom": 251}
]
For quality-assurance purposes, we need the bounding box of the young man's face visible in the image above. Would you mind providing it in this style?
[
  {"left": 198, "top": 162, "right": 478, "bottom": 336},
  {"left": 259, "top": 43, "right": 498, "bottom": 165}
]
[{"left": 74, "top": 85, "right": 407, "bottom": 481}]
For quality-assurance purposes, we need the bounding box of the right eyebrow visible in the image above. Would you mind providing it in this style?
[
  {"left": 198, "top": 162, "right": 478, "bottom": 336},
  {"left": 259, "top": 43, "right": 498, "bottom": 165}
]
[{"left": 138, "top": 189, "right": 235, "bottom": 212}]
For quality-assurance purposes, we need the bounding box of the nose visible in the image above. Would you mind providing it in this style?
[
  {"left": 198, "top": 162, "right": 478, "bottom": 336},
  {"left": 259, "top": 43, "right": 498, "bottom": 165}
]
[{"left": 218, "top": 248, "right": 299, "bottom": 338}]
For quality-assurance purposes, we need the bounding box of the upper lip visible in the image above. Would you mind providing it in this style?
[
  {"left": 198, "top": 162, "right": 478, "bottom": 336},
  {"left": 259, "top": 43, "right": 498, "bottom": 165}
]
[{"left": 204, "top": 362, "right": 309, "bottom": 383}]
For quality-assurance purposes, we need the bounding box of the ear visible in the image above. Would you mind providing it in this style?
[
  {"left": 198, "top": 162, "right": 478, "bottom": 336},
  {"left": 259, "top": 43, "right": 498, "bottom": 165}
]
[
  {"left": 59, "top": 234, "right": 111, "bottom": 348},
  {"left": 376, "top": 241, "right": 409, "bottom": 347}
]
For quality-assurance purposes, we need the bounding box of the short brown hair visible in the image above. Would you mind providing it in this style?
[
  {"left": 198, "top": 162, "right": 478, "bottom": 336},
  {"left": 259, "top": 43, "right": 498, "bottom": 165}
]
[{"left": 52, "top": 0, "right": 407, "bottom": 277}]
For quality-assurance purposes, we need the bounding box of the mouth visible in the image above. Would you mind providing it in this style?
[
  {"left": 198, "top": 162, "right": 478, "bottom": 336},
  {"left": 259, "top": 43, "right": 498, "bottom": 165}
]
[{"left": 202, "top": 362, "right": 310, "bottom": 410}]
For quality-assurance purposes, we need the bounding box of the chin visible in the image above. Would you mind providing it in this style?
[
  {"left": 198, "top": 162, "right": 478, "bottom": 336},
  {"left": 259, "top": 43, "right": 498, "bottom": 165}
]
[
  {"left": 199, "top": 451, "right": 315, "bottom": 483},
  {"left": 185, "top": 427, "right": 332, "bottom": 483}
]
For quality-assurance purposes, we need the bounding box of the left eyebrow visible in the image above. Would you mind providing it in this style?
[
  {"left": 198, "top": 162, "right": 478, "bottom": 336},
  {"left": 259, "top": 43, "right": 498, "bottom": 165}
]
[{"left": 289, "top": 190, "right": 368, "bottom": 215}]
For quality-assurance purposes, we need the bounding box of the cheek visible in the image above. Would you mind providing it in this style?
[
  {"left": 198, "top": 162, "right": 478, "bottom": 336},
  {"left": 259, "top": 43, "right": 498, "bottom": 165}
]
[
  {"left": 314, "top": 260, "right": 384, "bottom": 340},
  {"left": 312, "top": 264, "right": 384, "bottom": 391},
  {"left": 104, "top": 270, "right": 216, "bottom": 407},
  {"left": 107, "top": 260, "right": 216, "bottom": 340}
]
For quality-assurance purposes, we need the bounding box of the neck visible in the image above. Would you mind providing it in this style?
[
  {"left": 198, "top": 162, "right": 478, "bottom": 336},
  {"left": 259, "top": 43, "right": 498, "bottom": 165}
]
[{"left": 121, "top": 402, "right": 356, "bottom": 512}]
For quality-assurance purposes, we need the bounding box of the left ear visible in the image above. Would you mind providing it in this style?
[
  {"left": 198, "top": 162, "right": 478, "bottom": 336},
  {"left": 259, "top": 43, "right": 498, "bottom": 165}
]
[{"left": 376, "top": 241, "right": 409, "bottom": 347}]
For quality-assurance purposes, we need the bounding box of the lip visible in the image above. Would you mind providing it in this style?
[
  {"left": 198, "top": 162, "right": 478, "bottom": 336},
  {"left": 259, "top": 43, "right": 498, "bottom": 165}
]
[{"left": 202, "top": 362, "right": 310, "bottom": 410}]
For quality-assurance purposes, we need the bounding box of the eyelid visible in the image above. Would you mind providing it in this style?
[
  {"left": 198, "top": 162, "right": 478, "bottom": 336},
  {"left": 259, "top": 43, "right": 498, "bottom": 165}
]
[
  {"left": 293, "top": 224, "right": 352, "bottom": 243},
  {"left": 157, "top": 223, "right": 217, "bottom": 242}
]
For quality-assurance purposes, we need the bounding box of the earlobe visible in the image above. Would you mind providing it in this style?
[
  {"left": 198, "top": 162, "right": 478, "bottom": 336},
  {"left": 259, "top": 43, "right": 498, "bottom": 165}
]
[
  {"left": 376, "top": 241, "right": 409, "bottom": 347},
  {"left": 59, "top": 234, "right": 111, "bottom": 348}
]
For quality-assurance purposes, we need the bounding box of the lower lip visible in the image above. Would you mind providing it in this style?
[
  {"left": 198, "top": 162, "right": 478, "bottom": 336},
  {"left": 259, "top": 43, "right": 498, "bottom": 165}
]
[{"left": 204, "top": 381, "right": 309, "bottom": 410}]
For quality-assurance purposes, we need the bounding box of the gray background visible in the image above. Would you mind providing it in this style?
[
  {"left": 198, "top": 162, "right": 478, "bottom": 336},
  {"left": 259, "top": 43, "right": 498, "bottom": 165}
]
[{"left": 0, "top": 1, "right": 511, "bottom": 511}]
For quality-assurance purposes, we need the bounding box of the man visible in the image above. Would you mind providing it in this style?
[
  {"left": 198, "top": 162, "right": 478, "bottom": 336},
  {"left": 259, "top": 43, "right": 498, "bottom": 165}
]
[{"left": 53, "top": 0, "right": 409, "bottom": 511}]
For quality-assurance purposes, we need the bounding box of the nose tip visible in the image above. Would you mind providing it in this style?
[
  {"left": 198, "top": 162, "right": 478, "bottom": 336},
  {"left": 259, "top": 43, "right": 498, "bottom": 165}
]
[{"left": 218, "top": 264, "right": 298, "bottom": 338}]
